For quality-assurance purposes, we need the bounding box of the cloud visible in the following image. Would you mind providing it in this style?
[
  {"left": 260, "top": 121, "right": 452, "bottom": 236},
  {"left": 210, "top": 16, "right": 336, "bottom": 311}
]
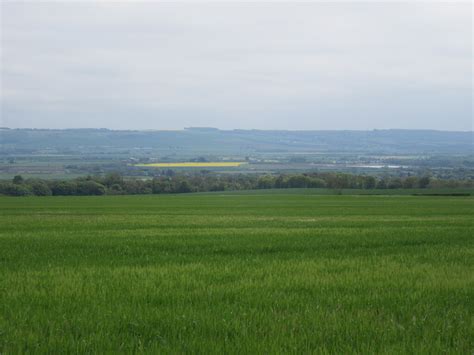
[{"left": 1, "top": 2, "right": 472, "bottom": 130}]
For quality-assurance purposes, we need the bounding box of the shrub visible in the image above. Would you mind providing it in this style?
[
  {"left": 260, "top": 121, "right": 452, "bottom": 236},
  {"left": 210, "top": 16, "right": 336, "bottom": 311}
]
[
  {"left": 76, "top": 181, "right": 106, "bottom": 196},
  {"left": 257, "top": 175, "right": 275, "bottom": 189},
  {"left": 51, "top": 181, "right": 78, "bottom": 196},
  {"left": 30, "top": 181, "right": 52, "bottom": 196},
  {"left": 0, "top": 182, "right": 32, "bottom": 196}
]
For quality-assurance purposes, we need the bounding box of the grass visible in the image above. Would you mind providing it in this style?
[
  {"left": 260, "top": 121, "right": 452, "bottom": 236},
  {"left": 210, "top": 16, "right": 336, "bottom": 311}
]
[
  {"left": 205, "top": 187, "right": 474, "bottom": 196},
  {"left": 0, "top": 192, "right": 473, "bottom": 353}
]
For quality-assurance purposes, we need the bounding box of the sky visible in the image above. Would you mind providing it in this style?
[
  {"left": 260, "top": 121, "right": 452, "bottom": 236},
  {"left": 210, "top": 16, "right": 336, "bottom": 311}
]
[{"left": 0, "top": 1, "right": 472, "bottom": 131}]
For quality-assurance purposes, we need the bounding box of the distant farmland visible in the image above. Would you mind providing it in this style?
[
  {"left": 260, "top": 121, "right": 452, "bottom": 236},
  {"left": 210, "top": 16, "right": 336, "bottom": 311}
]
[
  {"left": 1, "top": 192, "right": 473, "bottom": 353},
  {"left": 136, "top": 162, "right": 246, "bottom": 168}
]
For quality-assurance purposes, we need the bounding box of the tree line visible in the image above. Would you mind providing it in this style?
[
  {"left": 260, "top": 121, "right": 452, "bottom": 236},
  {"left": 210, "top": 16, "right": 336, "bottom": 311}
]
[{"left": 1, "top": 172, "right": 472, "bottom": 197}]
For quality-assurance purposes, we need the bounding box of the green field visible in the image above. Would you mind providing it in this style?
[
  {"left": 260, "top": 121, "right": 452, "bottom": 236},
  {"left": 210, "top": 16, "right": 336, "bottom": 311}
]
[{"left": 1, "top": 193, "right": 473, "bottom": 353}]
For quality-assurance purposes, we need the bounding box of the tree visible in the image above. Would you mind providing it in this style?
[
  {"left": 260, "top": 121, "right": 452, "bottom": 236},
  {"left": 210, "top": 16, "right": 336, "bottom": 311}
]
[
  {"left": 174, "top": 180, "right": 192, "bottom": 193},
  {"left": 286, "top": 175, "right": 311, "bottom": 188},
  {"left": 402, "top": 176, "right": 418, "bottom": 189},
  {"left": 274, "top": 175, "right": 287, "bottom": 188},
  {"left": 30, "top": 181, "right": 52, "bottom": 196},
  {"left": 363, "top": 176, "right": 376, "bottom": 189},
  {"left": 0, "top": 182, "right": 31, "bottom": 196},
  {"left": 51, "top": 181, "right": 78, "bottom": 196},
  {"left": 152, "top": 178, "right": 171, "bottom": 194},
  {"left": 325, "top": 173, "right": 351, "bottom": 189},
  {"left": 376, "top": 179, "right": 387, "bottom": 189},
  {"left": 308, "top": 177, "right": 326, "bottom": 188},
  {"left": 418, "top": 176, "right": 430, "bottom": 188},
  {"left": 12, "top": 175, "right": 24, "bottom": 184},
  {"left": 109, "top": 184, "right": 123, "bottom": 194},
  {"left": 104, "top": 172, "right": 123, "bottom": 187},
  {"left": 387, "top": 178, "right": 402, "bottom": 189},
  {"left": 76, "top": 181, "right": 106, "bottom": 195},
  {"left": 122, "top": 180, "right": 152, "bottom": 194},
  {"left": 210, "top": 181, "right": 226, "bottom": 192},
  {"left": 257, "top": 175, "right": 275, "bottom": 189}
]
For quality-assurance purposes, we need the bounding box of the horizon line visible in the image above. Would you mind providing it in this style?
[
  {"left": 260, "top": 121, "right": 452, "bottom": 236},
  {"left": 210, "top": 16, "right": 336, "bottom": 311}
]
[{"left": 1, "top": 127, "right": 473, "bottom": 133}]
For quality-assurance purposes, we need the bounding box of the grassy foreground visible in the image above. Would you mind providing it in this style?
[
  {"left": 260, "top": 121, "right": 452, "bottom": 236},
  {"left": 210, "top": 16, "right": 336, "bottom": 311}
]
[{"left": 0, "top": 193, "right": 473, "bottom": 353}]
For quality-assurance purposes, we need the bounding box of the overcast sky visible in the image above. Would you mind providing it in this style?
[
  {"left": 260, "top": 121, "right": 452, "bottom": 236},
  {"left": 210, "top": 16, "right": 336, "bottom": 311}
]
[{"left": 1, "top": 1, "right": 472, "bottom": 131}]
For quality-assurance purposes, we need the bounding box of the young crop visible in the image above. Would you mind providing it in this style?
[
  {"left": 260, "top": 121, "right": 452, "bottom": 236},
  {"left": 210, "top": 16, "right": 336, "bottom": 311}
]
[{"left": 0, "top": 193, "right": 472, "bottom": 353}]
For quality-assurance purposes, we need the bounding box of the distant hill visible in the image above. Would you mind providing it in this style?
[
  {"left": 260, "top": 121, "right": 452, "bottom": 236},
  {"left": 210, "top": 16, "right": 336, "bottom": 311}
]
[{"left": 1, "top": 128, "right": 472, "bottom": 155}]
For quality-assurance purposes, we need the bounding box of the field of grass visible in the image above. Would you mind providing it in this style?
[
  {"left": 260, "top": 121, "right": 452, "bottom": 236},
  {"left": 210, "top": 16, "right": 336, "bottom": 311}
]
[
  {"left": 207, "top": 187, "right": 474, "bottom": 196},
  {"left": 135, "top": 162, "right": 246, "bottom": 168},
  {"left": 0, "top": 193, "right": 473, "bottom": 353}
]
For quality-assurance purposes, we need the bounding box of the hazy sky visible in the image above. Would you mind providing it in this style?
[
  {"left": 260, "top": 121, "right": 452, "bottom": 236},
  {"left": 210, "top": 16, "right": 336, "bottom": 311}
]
[{"left": 1, "top": 1, "right": 472, "bottom": 131}]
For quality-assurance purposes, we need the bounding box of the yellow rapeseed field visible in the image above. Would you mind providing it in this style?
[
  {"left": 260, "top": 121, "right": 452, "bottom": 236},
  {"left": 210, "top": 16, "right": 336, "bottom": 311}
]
[{"left": 135, "top": 162, "right": 246, "bottom": 167}]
